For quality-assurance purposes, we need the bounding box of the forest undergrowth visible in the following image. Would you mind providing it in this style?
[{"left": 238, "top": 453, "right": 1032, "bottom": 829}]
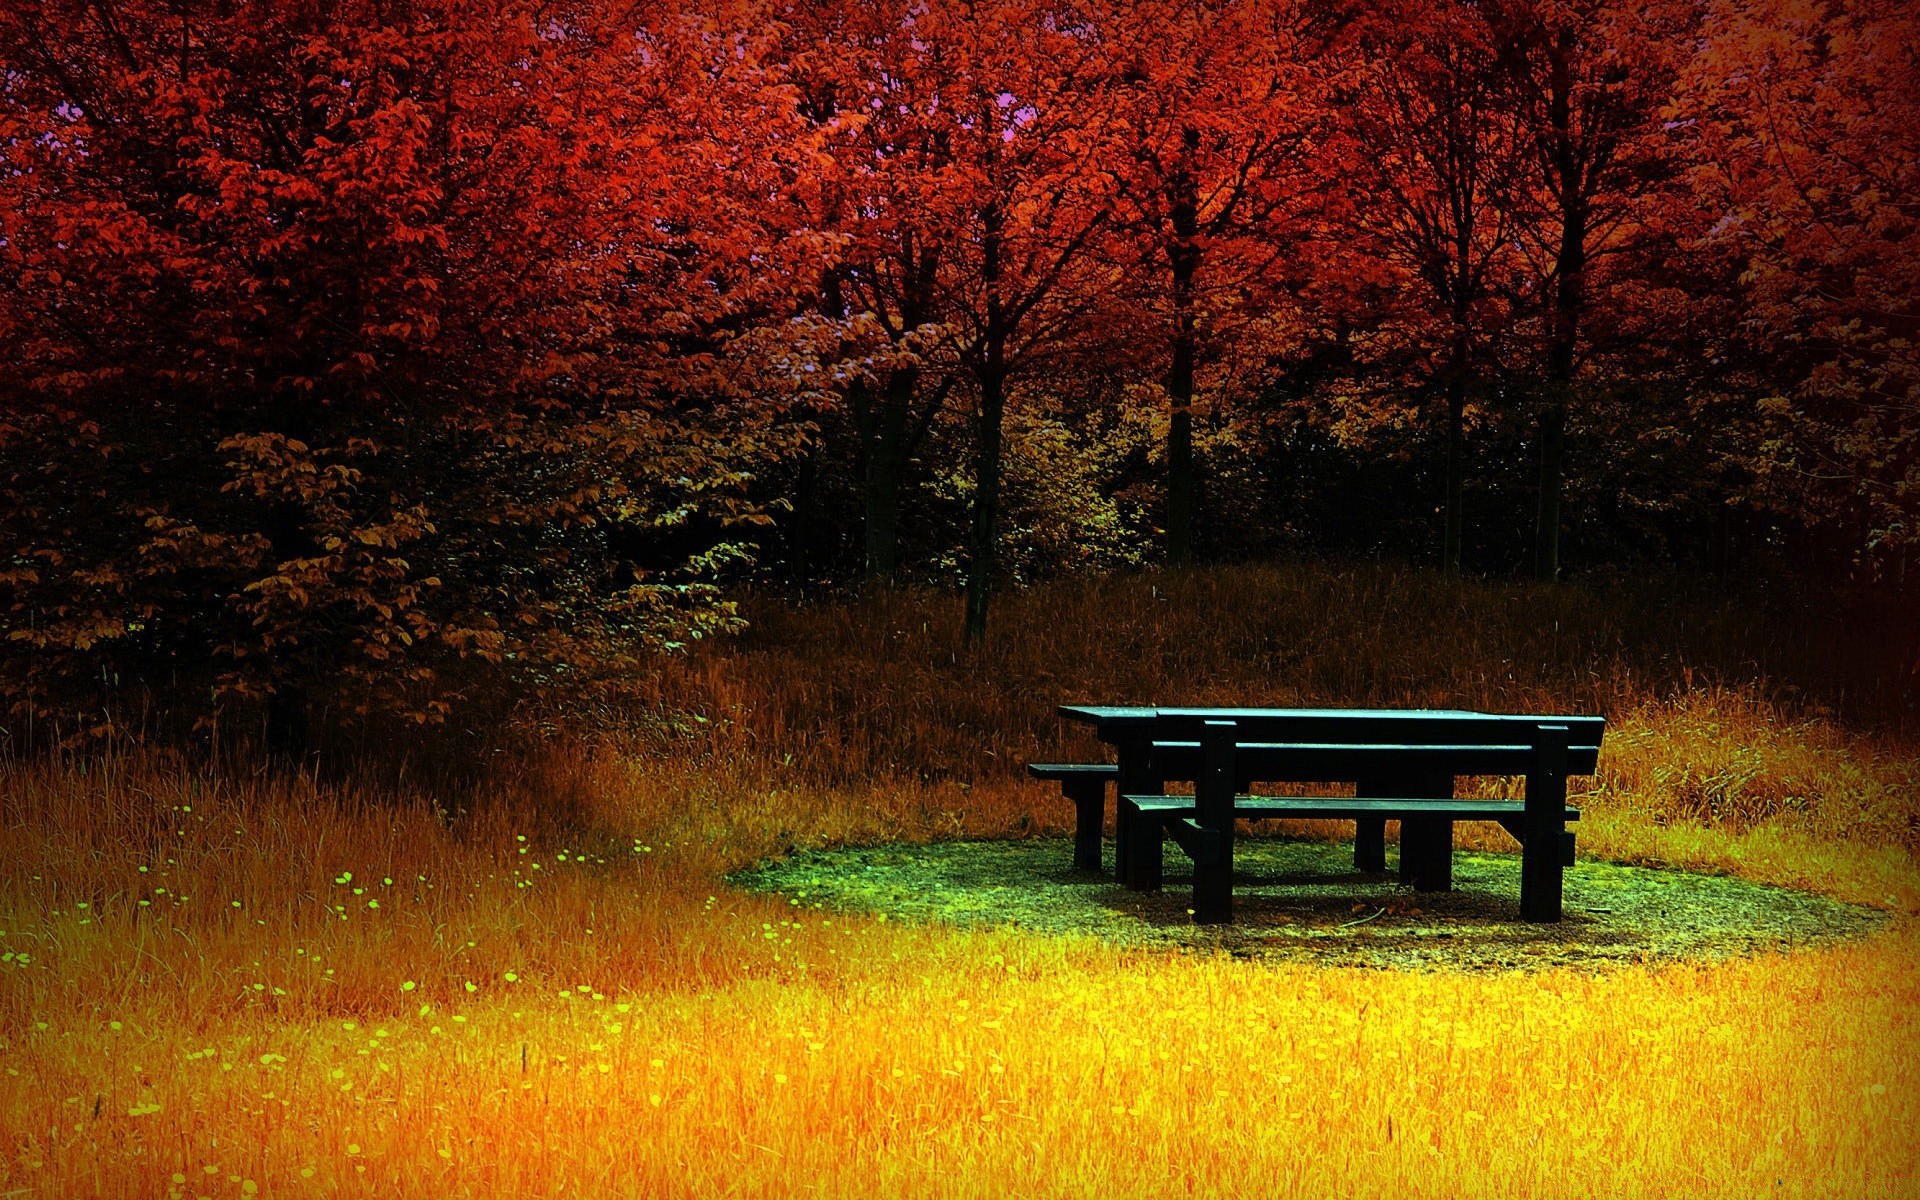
[{"left": 2, "top": 563, "right": 1916, "bottom": 1198}]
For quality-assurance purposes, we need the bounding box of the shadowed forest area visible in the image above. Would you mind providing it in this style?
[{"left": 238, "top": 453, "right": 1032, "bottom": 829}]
[
  {"left": 1, "top": 0, "right": 1917, "bottom": 1196},
  {"left": 1, "top": 0, "right": 1915, "bottom": 759}
]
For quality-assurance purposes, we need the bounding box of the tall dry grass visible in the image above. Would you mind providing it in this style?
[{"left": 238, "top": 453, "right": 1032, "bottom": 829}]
[
  {"left": 2, "top": 562, "right": 1917, "bottom": 1197},
  {"left": 631, "top": 562, "right": 1911, "bottom": 787},
  {"left": 614, "top": 563, "right": 1918, "bottom": 886}
]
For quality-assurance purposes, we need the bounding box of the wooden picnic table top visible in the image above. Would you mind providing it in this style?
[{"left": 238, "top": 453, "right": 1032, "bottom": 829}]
[
  {"left": 1059, "top": 705, "right": 1604, "bottom": 736},
  {"left": 1060, "top": 704, "right": 1488, "bottom": 724},
  {"left": 1058, "top": 705, "right": 1607, "bottom": 771}
]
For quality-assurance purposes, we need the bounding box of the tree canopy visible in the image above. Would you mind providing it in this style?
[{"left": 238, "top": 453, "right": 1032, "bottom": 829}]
[{"left": 3, "top": 0, "right": 1913, "bottom": 750}]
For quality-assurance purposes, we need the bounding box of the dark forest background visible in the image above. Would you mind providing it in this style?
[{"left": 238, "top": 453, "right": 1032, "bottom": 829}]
[{"left": 2, "top": 0, "right": 1914, "bottom": 759}]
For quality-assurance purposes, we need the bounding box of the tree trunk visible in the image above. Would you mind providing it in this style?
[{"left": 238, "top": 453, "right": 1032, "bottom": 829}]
[
  {"left": 964, "top": 365, "right": 1006, "bottom": 644},
  {"left": 1442, "top": 347, "right": 1467, "bottom": 578},
  {"left": 1534, "top": 32, "right": 1584, "bottom": 584},
  {"left": 264, "top": 682, "right": 310, "bottom": 770},
  {"left": 1165, "top": 127, "right": 1202, "bottom": 568},
  {"left": 863, "top": 451, "right": 904, "bottom": 583},
  {"left": 263, "top": 497, "right": 315, "bottom": 768},
  {"left": 1533, "top": 391, "right": 1566, "bottom": 581},
  {"left": 787, "top": 425, "right": 825, "bottom": 583},
  {"left": 863, "top": 366, "right": 918, "bottom": 583},
  {"left": 964, "top": 203, "right": 1007, "bottom": 645},
  {"left": 1166, "top": 349, "right": 1195, "bottom": 566}
]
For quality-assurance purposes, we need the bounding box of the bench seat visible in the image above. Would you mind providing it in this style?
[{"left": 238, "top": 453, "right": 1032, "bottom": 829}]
[
  {"left": 1123, "top": 794, "right": 1580, "bottom": 823},
  {"left": 1123, "top": 792, "right": 1580, "bottom": 888},
  {"left": 1027, "top": 762, "right": 1120, "bottom": 871},
  {"left": 1027, "top": 762, "right": 1120, "bottom": 781}
]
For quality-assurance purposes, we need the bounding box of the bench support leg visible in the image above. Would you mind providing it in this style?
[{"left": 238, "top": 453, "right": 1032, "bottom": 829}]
[
  {"left": 1126, "top": 805, "right": 1165, "bottom": 891},
  {"left": 1354, "top": 818, "right": 1387, "bottom": 872},
  {"left": 1352, "top": 776, "right": 1389, "bottom": 872},
  {"left": 1191, "top": 826, "right": 1232, "bottom": 923},
  {"left": 1064, "top": 778, "right": 1105, "bottom": 873},
  {"left": 1396, "top": 771, "right": 1455, "bottom": 892},
  {"left": 1118, "top": 797, "right": 1169, "bottom": 891},
  {"left": 1399, "top": 818, "right": 1454, "bottom": 891},
  {"left": 1191, "top": 721, "right": 1237, "bottom": 922}
]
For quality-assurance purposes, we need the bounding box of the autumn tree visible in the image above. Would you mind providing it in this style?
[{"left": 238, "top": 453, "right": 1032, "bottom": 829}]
[
  {"left": 0, "top": 0, "right": 816, "bottom": 755},
  {"left": 1678, "top": 0, "right": 1920, "bottom": 575},
  {"left": 776, "top": 0, "right": 1126, "bottom": 637},
  {"left": 1335, "top": 0, "right": 1530, "bottom": 576},
  {"left": 1101, "top": 0, "right": 1328, "bottom": 567},
  {"left": 778, "top": 0, "right": 970, "bottom": 584},
  {"left": 935, "top": 1, "right": 1130, "bottom": 642},
  {"left": 1485, "top": 0, "right": 1697, "bottom": 581}
]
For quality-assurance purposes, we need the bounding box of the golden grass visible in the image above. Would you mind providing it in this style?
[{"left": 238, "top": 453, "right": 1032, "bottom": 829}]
[{"left": 3, "top": 564, "right": 1918, "bottom": 1197}]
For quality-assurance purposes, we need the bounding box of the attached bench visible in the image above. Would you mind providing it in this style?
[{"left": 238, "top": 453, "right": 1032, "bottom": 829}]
[
  {"left": 1026, "top": 762, "right": 1119, "bottom": 872},
  {"left": 1125, "top": 718, "right": 1592, "bottom": 924}
]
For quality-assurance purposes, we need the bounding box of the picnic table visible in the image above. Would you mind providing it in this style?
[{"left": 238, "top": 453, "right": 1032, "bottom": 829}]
[{"left": 1030, "top": 706, "right": 1605, "bottom": 923}]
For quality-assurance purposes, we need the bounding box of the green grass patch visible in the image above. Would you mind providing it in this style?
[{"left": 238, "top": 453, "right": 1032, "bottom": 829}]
[{"left": 731, "top": 836, "right": 1888, "bottom": 971}]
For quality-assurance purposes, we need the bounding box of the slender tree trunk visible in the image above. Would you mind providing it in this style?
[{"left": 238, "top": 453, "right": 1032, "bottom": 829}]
[
  {"left": 789, "top": 432, "right": 818, "bottom": 583},
  {"left": 1534, "top": 35, "right": 1584, "bottom": 584},
  {"left": 1534, "top": 233, "right": 1582, "bottom": 583},
  {"left": 1165, "top": 334, "right": 1196, "bottom": 566},
  {"left": 263, "top": 496, "right": 315, "bottom": 768},
  {"left": 863, "top": 450, "right": 905, "bottom": 583},
  {"left": 1165, "top": 127, "right": 1201, "bottom": 568},
  {"left": 1442, "top": 340, "right": 1468, "bottom": 578},
  {"left": 964, "top": 203, "right": 1007, "bottom": 645},
  {"left": 863, "top": 366, "right": 918, "bottom": 583},
  {"left": 264, "top": 683, "right": 310, "bottom": 769},
  {"left": 1533, "top": 389, "right": 1566, "bottom": 581},
  {"left": 964, "top": 365, "right": 1006, "bottom": 643}
]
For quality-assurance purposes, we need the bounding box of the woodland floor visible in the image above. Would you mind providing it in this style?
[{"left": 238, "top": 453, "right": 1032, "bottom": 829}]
[{"left": 731, "top": 835, "right": 1889, "bottom": 971}]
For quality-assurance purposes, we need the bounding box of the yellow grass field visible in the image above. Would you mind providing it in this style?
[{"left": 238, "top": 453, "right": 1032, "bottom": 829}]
[{"left": 3, "top": 565, "right": 1917, "bottom": 1198}]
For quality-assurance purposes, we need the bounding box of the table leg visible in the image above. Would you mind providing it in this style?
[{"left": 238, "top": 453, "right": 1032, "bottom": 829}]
[
  {"left": 1114, "top": 731, "right": 1160, "bottom": 890},
  {"left": 1399, "top": 818, "right": 1454, "bottom": 891},
  {"left": 1190, "top": 720, "right": 1236, "bottom": 922},
  {"left": 1522, "top": 726, "right": 1569, "bottom": 922},
  {"left": 1127, "top": 807, "right": 1165, "bottom": 892}
]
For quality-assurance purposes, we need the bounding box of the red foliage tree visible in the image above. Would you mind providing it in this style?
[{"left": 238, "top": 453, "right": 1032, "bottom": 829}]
[
  {"left": 777, "top": 0, "right": 972, "bottom": 584},
  {"left": 1103, "top": 0, "right": 1330, "bottom": 566},
  {"left": 1335, "top": 0, "right": 1531, "bottom": 576},
  {"left": 1486, "top": 0, "right": 1699, "bottom": 580},
  {"left": 1679, "top": 0, "right": 1920, "bottom": 571},
  {"left": 0, "top": 0, "right": 816, "bottom": 753}
]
